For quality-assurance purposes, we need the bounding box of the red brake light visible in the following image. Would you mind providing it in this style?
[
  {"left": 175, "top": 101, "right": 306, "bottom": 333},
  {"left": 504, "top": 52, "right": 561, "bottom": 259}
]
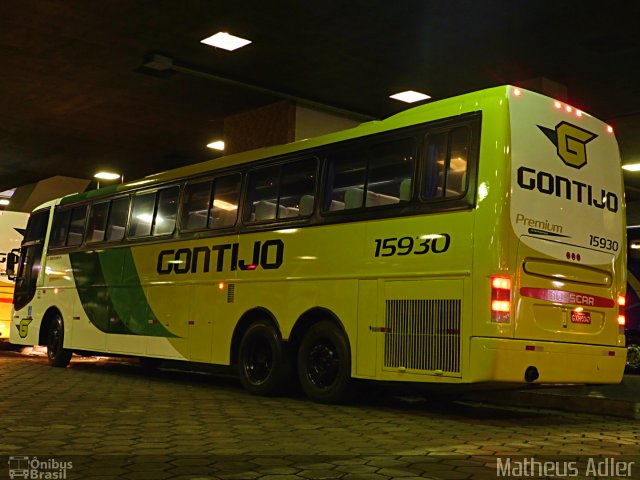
[{"left": 491, "top": 276, "right": 512, "bottom": 323}]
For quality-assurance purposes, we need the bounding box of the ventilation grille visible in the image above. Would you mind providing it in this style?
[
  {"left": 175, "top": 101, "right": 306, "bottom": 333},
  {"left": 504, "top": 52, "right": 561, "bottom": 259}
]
[
  {"left": 227, "top": 284, "right": 235, "bottom": 303},
  {"left": 384, "top": 299, "right": 461, "bottom": 373}
]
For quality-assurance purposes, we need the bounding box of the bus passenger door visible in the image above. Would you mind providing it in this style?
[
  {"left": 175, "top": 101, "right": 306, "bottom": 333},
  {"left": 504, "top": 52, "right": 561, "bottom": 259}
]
[{"left": 13, "top": 209, "right": 50, "bottom": 312}]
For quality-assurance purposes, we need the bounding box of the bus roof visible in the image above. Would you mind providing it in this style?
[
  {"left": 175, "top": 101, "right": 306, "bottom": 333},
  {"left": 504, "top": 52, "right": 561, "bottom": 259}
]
[{"left": 57, "top": 85, "right": 589, "bottom": 207}]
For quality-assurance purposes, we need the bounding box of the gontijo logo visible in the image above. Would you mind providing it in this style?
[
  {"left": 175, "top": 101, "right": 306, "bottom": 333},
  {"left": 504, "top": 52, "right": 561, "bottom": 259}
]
[
  {"left": 515, "top": 121, "right": 618, "bottom": 213},
  {"left": 538, "top": 121, "right": 597, "bottom": 169}
]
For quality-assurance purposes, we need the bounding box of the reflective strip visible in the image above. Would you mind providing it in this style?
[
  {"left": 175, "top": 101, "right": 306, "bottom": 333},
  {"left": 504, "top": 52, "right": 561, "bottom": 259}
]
[{"left": 520, "top": 287, "right": 614, "bottom": 307}]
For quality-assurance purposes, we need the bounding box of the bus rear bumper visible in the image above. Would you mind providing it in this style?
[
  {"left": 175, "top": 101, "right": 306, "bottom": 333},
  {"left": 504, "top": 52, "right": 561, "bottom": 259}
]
[{"left": 469, "top": 337, "right": 626, "bottom": 384}]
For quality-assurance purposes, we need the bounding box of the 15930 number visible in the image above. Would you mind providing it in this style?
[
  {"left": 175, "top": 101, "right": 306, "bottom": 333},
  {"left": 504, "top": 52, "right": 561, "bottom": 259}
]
[
  {"left": 589, "top": 235, "right": 619, "bottom": 252},
  {"left": 374, "top": 234, "right": 451, "bottom": 257}
]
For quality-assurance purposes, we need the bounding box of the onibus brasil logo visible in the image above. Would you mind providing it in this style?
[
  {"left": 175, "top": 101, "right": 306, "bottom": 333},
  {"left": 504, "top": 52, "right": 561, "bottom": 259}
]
[{"left": 7, "top": 456, "right": 72, "bottom": 479}]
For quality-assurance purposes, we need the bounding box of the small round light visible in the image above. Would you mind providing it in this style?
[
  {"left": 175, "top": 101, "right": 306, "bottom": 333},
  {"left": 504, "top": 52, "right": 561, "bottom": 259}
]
[
  {"left": 576, "top": 110, "right": 583, "bottom": 117},
  {"left": 513, "top": 88, "right": 522, "bottom": 97},
  {"left": 554, "top": 101, "right": 562, "bottom": 109},
  {"left": 218, "top": 282, "right": 225, "bottom": 290},
  {"left": 606, "top": 125, "right": 614, "bottom": 133},
  {"left": 566, "top": 106, "right": 572, "bottom": 112}
]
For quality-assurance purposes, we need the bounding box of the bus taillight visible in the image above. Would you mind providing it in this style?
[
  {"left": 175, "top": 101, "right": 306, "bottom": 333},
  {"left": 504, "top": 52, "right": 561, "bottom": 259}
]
[
  {"left": 618, "top": 295, "right": 626, "bottom": 328},
  {"left": 491, "top": 276, "right": 511, "bottom": 323}
]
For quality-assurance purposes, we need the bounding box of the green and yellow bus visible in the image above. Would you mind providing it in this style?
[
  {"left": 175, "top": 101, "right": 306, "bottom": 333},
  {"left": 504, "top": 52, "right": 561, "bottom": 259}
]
[{"left": 9, "top": 86, "right": 627, "bottom": 403}]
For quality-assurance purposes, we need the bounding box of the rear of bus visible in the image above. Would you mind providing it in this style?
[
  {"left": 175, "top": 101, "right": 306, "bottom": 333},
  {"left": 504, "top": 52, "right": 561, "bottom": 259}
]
[{"left": 473, "top": 86, "right": 626, "bottom": 384}]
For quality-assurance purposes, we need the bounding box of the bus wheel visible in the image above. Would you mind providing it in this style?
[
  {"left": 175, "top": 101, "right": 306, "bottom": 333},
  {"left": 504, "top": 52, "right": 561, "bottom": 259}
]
[
  {"left": 238, "top": 320, "right": 288, "bottom": 396},
  {"left": 297, "top": 321, "right": 354, "bottom": 404},
  {"left": 47, "top": 313, "right": 72, "bottom": 368},
  {"left": 626, "top": 334, "right": 640, "bottom": 374}
]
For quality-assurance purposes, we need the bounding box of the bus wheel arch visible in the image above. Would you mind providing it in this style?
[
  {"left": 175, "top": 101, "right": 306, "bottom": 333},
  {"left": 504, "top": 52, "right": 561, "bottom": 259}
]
[
  {"left": 291, "top": 308, "right": 355, "bottom": 404},
  {"left": 40, "top": 307, "right": 72, "bottom": 368},
  {"left": 233, "top": 308, "right": 291, "bottom": 396},
  {"left": 38, "top": 307, "right": 63, "bottom": 346},
  {"left": 626, "top": 332, "right": 640, "bottom": 373}
]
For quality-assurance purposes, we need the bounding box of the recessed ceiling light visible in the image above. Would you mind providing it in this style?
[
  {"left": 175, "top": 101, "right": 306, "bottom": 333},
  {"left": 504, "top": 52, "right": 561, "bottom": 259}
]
[
  {"left": 622, "top": 163, "right": 640, "bottom": 172},
  {"left": 207, "top": 140, "right": 225, "bottom": 150},
  {"left": 94, "top": 171, "right": 121, "bottom": 180},
  {"left": 389, "top": 90, "right": 431, "bottom": 103},
  {"left": 200, "top": 32, "right": 252, "bottom": 51},
  {"left": 0, "top": 199, "right": 10, "bottom": 206}
]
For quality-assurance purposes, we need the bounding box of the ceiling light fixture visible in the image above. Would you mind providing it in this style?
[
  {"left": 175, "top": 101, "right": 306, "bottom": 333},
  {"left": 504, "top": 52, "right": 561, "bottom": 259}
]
[
  {"left": 622, "top": 163, "right": 640, "bottom": 172},
  {"left": 200, "top": 32, "right": 252, "bottom": 51},
  {"left": 207, "top": 140, "right": 225, "bottom": 150},
  {"left": 94, "top": 171, "right": 121, "bottom": 180},
  {"left": 389, "top": 90, "right": 431, "bottom": 104},
  {"left": 0, "top": 199, "right": 10, "bottom": 206}
]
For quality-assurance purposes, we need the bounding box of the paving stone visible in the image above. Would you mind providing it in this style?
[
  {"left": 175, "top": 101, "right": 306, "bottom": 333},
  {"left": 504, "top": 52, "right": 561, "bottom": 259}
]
[{"left": 2, "top": 351, "right": 640, "bottom": 480}]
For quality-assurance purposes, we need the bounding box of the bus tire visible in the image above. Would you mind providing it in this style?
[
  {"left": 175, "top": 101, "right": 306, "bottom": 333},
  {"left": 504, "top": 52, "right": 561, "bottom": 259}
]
[
  {"left": 297, "top": 320, "right": 354, "bottom": 404},
  {"left": 47, "top": 313, "right": 72, "bottom": 368},
  {"left": 626, "top": 334, "right": 640, "bottom": 374},
  {"left": 238, "top": 320, "right": 289, "bottom": 396}
]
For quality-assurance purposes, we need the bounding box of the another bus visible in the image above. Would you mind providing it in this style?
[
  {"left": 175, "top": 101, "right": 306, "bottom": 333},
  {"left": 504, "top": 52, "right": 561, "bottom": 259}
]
[
  {"left": 9, "top": 86, "right": 627, "bottom": 403},
  {"left": 0, "top": 211, "right": 27, "bottom": 339},
  {"left": 626, "top": 226, "right": 640, "bottom": 373}
]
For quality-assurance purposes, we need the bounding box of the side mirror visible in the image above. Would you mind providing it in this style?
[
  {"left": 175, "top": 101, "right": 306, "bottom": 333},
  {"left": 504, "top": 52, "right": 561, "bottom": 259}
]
[{"left": 6, "top": 249, "right": 20, "bottom": 281}]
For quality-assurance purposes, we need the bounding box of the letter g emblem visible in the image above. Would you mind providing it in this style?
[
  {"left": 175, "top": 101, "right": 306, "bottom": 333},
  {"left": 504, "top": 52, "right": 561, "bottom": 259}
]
[{"left": 556, "top": 122, "right": 597, "bottom": 169}]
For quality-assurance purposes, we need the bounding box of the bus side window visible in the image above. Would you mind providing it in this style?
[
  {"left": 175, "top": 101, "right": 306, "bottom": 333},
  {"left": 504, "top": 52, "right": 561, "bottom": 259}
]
[
  {"left": 246, "top": 166, "right": 279, "bottom": 222},
  {"left": 424, "top": 127, "right": 470, "bottom": 199},
  {"left": 278, "top": 159, "right": 316, "bottom": 218},
  {"left": 153, "top": 187, "right": 179, "bottom": 236},
  {"left": 128, "top": 192, "right": 156, "bottom": 237},
  {"left": 181, "top": 180, "right": 213, "bottom": 231},
  {"left": 49, "top": 209, "right": 72, "bottom": 248},
  {"left": 424, "top": 133, "right": 447, "bottom": 198},
  {"left": 66, "top": 206, "right": 87, "bottom": 247},
  {"left": 324, "top": 150, "right": 366, "bottom": 211},
  {"left": 446, "top": 127, "right": 470, "bottom": 197},
  {"left": 209, "top": 174, "right": 240, "bottom": 228},
  {"left": 325, "top": 138, "right": 415, "bottom": 211},
  {"left": 86, "top": 201, "right": 110, "bottom": 243},
  {"left": 105, "top": 197, "right": 129, "bottom": 242},
  {"left": 366, "top": 138, "right": 416, "bottom": 206}
]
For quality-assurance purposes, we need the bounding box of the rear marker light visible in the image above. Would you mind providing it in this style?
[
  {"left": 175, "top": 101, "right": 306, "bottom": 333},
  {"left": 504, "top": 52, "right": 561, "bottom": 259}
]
[
  {"left": 554, "top": 101, "right": 562, "bottom": 109},
  {"left": 525, "top": 345, "right": 543, "bottom": 352},
  {"left": 513, "top": 88, "right": 522, "bottom": 96},
  {"left": 606, "top": 125, "right": 614, "bottom": 133}
]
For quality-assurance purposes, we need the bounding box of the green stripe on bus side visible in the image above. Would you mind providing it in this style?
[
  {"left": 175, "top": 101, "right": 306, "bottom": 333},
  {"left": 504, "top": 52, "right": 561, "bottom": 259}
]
[
  {"left": 59, "top": 184, "right": 121, "bottom": 206},
  {"left": 69, "top": 249, "right": 177, "bottom": 338}
]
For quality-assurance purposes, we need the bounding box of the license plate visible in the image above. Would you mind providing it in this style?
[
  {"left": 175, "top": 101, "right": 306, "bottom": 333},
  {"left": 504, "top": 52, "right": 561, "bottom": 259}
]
[{"left": 571, "top": 311, "right": 591, "bottom": 324}]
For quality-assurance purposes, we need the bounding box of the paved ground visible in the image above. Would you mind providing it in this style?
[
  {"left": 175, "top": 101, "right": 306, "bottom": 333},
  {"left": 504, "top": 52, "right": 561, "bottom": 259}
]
[{"left": 0, "top": 348, "right": 639, "bottom": 480}]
